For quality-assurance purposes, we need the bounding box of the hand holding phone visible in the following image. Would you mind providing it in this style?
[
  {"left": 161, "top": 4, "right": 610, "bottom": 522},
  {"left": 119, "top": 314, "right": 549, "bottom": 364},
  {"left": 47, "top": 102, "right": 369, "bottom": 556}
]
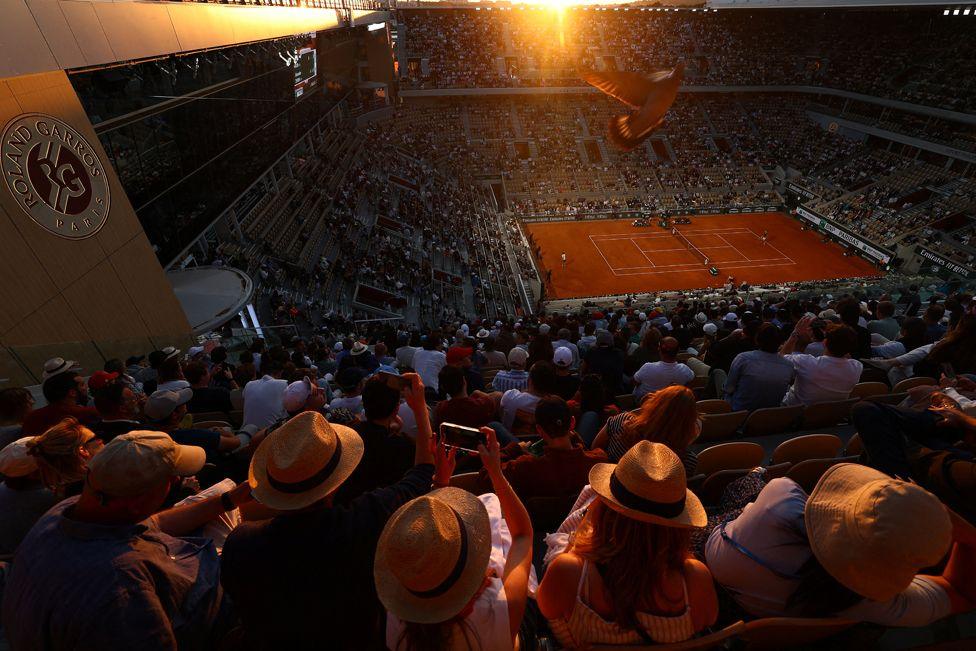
[
  {"left": 378, "top": 371, "right": 411, "bottom": 392},
  {"left": 439, "top": 422, "right": 487, "bottom": 454}
]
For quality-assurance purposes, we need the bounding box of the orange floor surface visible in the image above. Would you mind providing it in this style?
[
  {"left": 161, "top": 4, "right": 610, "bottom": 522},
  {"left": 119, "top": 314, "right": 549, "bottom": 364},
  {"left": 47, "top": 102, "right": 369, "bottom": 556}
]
[{"left": 524, "top": 212, "right": 883, "bottom": 299}]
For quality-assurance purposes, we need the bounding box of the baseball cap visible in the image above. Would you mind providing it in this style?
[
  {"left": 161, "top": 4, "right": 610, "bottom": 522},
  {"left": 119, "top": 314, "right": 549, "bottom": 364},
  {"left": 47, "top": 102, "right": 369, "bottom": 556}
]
[
  {"left": 447, "top": 346, "right": 473, "bottom": 365},
  {"left": 42, "top": 357, "right": 80, "bottom": 381},
  {"left": 87, "top": 431, "right": 206, "bottom": 497},
  {"left": 283, "top": 376, "right": 319, "bottom": 413},
  {"left": 333, "top": 341, "right": 344, "bottom": 352},
  {"left": 88, "top": 370, "right": 119, "bottom": 391},
  {"left": 187, "top": 346, "right": 205, "bottom": 358},
  {"left": 723, "top": 312, "right": 739, "bottom": 323},
  {"left": 144, "top": 388, "right": 193, "bottom": 421},
  {"left": 539, "top": 323, "right": 551, "bottom": 335},
  {"left": 638, "top": 312, "right": 647, "bottom": 321},
  {"left": 0, "top": 437, "right": 38, "bottom": 477},
  {"left": 703, "top": 323, "right": 718, "bottom": 335},
  {"left": 553, "top": 347, "right": 573, "bottom": 368},
  {"left": 508, "top": 347, "right": 529, "bottom": 368}
]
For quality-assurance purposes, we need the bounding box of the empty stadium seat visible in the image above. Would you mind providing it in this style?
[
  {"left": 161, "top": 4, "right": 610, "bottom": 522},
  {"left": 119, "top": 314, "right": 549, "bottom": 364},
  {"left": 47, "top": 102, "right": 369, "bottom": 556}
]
[
  {"left": 696, "top": 442, "right": 766, "bottom": 478},
  {"left": 892, "top": 377, "right": 938, "bottom": 393},
  {"left": 800, "top": 398, "right": 859, "bottom": 429},
  {"left": 786, "top": 456, "right": 860, "bottom": 493},
  {"left": 849, "top": 381, "right": 888, "bottom": 399},
  {"left": 844, "top": 433, "right": 864, "bottom": 457},
  {"left": 771, "top": 434, "right": 843, "bottom": 466},
  {"left": 696, "top": 399, "right": 732, "bottom": 415},
  {"left": 741, "top": 405, "right": 804, "bottom": 437},
  {"left": 698, "top": 411, "right": 749, "bottom": 443}
]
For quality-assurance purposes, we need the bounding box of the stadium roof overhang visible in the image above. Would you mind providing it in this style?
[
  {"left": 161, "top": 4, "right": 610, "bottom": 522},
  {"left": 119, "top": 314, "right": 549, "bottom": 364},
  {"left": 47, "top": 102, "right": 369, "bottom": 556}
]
[{"left": 168, "top": 266, "right": 255, "bottom": 335}]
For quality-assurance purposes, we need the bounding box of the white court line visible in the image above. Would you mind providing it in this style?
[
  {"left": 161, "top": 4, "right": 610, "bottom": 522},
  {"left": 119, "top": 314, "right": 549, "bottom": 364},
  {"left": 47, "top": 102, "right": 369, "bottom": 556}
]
[
  {"left": 610, "top": 260, "right": 796, "bottom": 276},
  {"left": 745, "top": 227, "right": 796, "bottom": 264},
  {"left": 630, "top": 239, "right": 656, "bottom": 267},
  {"left": 589, "top": 234, "right": 616, "bottom": 272},
  {"left": 613, "top": 256, "right": 791, "bottom": 271},
  {"left": 590, "top": 228, "right": 753, "bottom": 242},
  {"left": 716, "top": 234, "right": 750, "bottom": 263}
]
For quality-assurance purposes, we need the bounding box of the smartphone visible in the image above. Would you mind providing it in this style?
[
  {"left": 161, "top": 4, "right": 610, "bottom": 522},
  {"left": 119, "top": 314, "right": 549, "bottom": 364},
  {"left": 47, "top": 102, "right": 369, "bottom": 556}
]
[
  {"left": 378, "top": 371, "right": 411, "bottom": 392},
  {"left": 440, "top": 423, "right": 486, "bottom": 454},
  {"left": 524, "top": 439, "right": 545, "bottom": 457}
]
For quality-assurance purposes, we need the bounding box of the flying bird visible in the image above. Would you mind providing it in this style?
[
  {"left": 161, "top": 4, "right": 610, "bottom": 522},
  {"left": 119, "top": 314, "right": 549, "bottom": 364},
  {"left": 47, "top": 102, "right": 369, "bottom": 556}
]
[{"left": 583, "top": 63, "right": 685, "bottom": 152}]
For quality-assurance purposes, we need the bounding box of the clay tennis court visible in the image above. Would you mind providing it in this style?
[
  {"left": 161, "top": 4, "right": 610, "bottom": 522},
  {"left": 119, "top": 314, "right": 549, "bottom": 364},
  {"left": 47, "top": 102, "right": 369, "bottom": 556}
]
[{"left": 524, "top": 212, "right": 882, "bottom": 299}]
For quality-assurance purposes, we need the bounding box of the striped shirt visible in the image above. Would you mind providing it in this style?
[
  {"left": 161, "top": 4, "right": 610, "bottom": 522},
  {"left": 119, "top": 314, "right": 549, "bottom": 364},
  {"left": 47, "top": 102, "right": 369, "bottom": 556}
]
[{"left": 492, "top": 370, "right": 529, "bottom": 393}]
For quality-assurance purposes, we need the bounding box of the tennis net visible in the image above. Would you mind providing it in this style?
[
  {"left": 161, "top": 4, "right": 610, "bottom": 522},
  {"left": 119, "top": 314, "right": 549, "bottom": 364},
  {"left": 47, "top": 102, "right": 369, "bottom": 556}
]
[{"left": 671, "top": 228, "right": 709, "bottom": 266}]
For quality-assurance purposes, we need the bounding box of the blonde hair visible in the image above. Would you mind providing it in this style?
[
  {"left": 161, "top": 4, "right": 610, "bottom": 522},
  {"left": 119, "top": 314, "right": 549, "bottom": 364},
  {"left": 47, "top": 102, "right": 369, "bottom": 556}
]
[
  {"left": 622, "top": 386, "right": 699, "bottom": 453},
  {"left": 25, "top": 417, "right": 96, "bottom": 491},
  {"left": 569, "top": 498, "right": 691, "bottom": 629}
]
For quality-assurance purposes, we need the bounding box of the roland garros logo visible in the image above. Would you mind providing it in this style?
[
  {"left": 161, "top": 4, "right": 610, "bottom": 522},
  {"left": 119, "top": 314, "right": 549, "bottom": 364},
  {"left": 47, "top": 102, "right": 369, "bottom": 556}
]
[{"left": 1, "top": 114, "right": 110, "bottom": 239}]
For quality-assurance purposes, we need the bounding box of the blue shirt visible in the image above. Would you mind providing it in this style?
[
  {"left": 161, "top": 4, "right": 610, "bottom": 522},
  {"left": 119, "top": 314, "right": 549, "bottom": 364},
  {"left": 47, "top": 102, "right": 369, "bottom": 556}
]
[
  {"left": 724, "top": 350, "right": 796, "bottom": 412},
  {"left": 2, "top": 497, "right": 227, "bottom": 651}
]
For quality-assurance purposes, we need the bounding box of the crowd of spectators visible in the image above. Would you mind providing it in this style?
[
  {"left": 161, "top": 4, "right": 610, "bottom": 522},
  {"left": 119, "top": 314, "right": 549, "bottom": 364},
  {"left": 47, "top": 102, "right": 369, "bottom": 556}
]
[
  {"left": 398, "top": 7, "right": 976, "bottom": 113},
  {"left": 3, "top": 279, "right": 976, "bottom": 648}
]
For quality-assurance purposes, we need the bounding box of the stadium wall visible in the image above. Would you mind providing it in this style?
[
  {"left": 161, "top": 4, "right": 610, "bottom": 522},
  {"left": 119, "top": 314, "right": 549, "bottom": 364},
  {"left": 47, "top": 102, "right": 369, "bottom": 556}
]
[{"left": 0, "top": 69, "right": 192, "bottom": 387}]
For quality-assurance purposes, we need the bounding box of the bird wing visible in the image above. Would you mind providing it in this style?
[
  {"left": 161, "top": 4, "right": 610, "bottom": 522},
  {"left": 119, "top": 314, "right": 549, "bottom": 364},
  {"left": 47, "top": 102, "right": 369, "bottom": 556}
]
[{"left": 582, "top": 68, "right": 679, "bottom": 108}]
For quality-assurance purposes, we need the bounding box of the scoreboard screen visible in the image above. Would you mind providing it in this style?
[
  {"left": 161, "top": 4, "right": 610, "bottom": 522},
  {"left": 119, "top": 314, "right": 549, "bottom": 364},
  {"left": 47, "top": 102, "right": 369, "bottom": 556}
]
[{"left": 293, "top": 37, "right": 318, "bottom": 98}]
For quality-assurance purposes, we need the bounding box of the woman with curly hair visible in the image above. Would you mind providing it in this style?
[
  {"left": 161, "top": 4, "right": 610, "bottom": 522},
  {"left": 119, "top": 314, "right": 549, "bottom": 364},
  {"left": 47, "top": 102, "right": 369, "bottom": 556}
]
[{"left": 590, "top": 385, "right": 700, "bottom": 475}]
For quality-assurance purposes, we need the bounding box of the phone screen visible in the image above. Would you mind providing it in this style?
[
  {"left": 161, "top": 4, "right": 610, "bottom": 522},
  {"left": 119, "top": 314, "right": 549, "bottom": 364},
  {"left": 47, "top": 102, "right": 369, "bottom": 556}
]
[{"left": 440, "top": 423, "right": 486, "bottom": 453}]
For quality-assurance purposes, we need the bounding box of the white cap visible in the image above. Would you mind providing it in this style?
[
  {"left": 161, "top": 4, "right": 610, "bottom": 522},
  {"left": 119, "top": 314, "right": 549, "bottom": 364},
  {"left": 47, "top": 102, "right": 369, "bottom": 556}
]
[
  {"left": 553, "top": 347, "right": 573, "bottom": 368},
  {"left": 638, "top": 312, "right": 647, "bottom": 321},
  {"left": 723, "top": 312, "right": 739, "bottom": 322},
  {"left": 460, "top": 324, "right": 470, "bottom": 335},
  {"left": 494, "top": 321, "right": 502, "bottom": 327},
  {"left": 333, "top": 342, "right": 344, "bottom": 352},
  {"left": 283, "top": 376, "right": 319, "bottom": 413},
  {"left": 539, "top": 323, "right": 551, "bottom": 335},
  {"left": 703, "top": 323, "right": 718, "bottom": 335},
  {"left": 0, "top": 437, "right": 38, "bottom": 477},
  {"left": 188, "top": 346, "right": 205, "bottom": 358},
  {"left": 508, "top": 347, "right": 529, "bottom": 368}
]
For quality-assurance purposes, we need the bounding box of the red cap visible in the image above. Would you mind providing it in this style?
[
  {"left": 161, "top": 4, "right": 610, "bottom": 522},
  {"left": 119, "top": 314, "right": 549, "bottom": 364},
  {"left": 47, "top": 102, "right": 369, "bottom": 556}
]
[
  {"left": 88, "top": 370, "right": 120, "bottom": 391},
  {"left": 446, "top": 347, "right": 473, "bottom": 365}
]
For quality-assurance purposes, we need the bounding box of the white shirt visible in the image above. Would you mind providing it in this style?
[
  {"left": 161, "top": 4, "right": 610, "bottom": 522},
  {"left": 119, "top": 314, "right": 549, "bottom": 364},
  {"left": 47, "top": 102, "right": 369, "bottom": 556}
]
[
  {"left": 500, "top": 389, "right": 540, "bottom": 430},
  {"left": 632, "top": 361, "right": 695, "bottom": 398},
  {"left": 781, "top": 354, "right": 863, "bottom": 406},
  {"left": 242, "top": 375, "right": 288, "bottom": 428},
  {"left": 386, "top": 494, "right": 539, "bottom": 650},
  {"left": 412, "top": 349, "right": 447, "bottom": 391},
  {"left": 157, "top": 379, "right": 190, "bottom": 393}
]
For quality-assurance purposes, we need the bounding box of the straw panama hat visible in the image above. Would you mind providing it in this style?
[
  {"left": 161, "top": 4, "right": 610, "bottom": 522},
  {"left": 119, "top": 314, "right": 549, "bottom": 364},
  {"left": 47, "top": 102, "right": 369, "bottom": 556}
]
[
  {"left": 248, "top": 411, "right": 363, "bottom": 510},
  {"left": 805, "top": 463, "right": 952, "bottom": 603},
  {"left": 589, "top": 441, "right": 705, "bottom": 528},
  {"left": 375, "top": 487, "right": 492, "bottom": 624}
]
